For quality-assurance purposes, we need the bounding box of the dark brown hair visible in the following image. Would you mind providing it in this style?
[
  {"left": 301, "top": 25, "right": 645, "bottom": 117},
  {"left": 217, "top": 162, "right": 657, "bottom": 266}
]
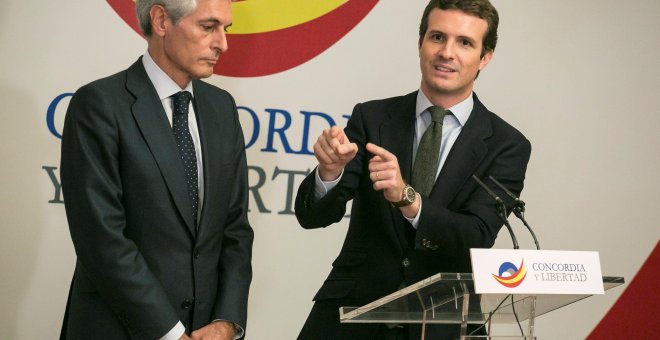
[{"left": 419, "top": 0, "right": 499, "bottom": 57}]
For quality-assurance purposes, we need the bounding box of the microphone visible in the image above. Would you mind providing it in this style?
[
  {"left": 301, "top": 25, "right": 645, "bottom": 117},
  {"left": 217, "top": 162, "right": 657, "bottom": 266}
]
[
  {"left": 471, "top": 175, "right": 519, "bottom": 249},
  {"left": 487, "top": 176, "right": 525, "bottom": 215},
  {"left": 488, "top": 176, "right": 540, "bottom": 250}
]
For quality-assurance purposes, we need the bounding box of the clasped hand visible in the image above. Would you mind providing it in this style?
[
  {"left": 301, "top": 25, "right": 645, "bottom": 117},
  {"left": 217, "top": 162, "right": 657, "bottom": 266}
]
[{"left": 179, "top": 321, "right": 236, "bottom": 340}]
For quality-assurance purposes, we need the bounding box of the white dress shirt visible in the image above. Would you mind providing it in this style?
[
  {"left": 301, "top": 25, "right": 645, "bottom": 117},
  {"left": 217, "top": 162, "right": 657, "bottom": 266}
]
[
  {"left": 142, "top": 51, "right": 198, "bottom": 340},
  {"left": 142, "top": 51, "right": 204, "bottom": 212},
  {"left": 143, "top": 52, "right": 243, "bottom": 340}
]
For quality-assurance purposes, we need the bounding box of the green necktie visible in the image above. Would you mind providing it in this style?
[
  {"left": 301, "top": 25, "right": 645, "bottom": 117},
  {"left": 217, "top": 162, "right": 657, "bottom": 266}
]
[{"left": 411, "top": 106, "right": 448, "bottom": 197}]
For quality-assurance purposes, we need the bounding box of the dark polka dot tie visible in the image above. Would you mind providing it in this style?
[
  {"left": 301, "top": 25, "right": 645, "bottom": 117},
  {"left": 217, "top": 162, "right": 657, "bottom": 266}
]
[{"left": 172, "top": 91, "right": 198, "bottom": 224}]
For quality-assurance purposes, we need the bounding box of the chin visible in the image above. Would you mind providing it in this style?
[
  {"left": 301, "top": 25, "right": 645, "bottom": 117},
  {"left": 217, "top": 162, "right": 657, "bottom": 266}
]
[{"left": 194, "top": 69, "right": 214, "bottom": 80}]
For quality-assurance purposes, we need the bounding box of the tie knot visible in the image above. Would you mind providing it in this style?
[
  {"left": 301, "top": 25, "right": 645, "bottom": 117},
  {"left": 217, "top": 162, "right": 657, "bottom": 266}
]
[
  {"left": 172, "top": 91, "right": 192, "bottom": 115},
  {"left": 428, "top": 106, "right": 447, "bottom": 123}
]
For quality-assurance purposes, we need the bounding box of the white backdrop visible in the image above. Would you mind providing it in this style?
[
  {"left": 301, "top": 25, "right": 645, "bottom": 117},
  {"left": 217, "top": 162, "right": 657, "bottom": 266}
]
[{"left": 1, "top": 1, "right": 659, "bottom": 339}]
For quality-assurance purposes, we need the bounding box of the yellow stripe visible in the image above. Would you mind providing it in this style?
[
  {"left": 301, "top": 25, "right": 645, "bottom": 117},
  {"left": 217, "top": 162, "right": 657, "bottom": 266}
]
[
  {"left": 230, "top": 0, "right": 346, "bottom": 34},
  {"left": 494, "top": 267, "right": 527, "bottom": 284}
]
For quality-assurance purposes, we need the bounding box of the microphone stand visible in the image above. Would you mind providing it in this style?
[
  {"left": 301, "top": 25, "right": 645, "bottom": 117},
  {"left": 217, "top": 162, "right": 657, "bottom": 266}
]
[
  {"left": 472, "top": 175, "right": 519, "bottom": 249},
  {"left": 488, "top": 176, "right": 540, "bottom": 250}
]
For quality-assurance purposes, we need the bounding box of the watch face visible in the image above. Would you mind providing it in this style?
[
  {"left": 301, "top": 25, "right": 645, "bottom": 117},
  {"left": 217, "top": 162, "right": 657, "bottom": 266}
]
[{"left": 404, "top": 186, "right": 416, "bottom": 203}]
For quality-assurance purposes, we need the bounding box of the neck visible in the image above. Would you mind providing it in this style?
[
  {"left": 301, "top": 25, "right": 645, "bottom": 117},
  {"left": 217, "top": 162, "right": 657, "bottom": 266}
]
[
  {"left": 420, "top": 86, "right": 472, "bottom": 109},
  {"left": 147, "top": 43, "right": 191, "bottom": 89}
]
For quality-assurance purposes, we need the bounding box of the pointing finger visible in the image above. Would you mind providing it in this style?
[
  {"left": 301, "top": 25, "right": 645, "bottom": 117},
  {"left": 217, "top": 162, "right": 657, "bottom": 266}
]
[
  {"left": 336, "top": 142, "right": 358, "bottom": 156},
  {"left": 366, "top": 143, "right": 395, "bottom": 162}
]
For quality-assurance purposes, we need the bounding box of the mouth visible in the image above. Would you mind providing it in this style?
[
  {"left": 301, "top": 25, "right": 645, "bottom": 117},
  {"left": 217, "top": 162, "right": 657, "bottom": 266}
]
[
  {"left": 202, "top": 58, "right": 218, "bottom": 66},
  {"left": 434, "top": 64, "right": 456, "bottom": 73}
]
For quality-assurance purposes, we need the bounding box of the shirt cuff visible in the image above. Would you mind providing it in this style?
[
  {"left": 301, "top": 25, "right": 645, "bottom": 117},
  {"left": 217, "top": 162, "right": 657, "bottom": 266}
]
[
  {"left": 159, "top": 321, "right": 185, "bottom": 340},
  {"left": 404, "top": 195, "right": 422, "bottom": 229},
  {"left": 313, "top": 167, "right": 343, "bottom": 200}
]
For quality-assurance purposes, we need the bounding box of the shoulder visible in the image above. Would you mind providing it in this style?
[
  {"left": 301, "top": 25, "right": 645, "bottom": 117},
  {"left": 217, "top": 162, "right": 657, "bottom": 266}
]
[
  {"left": 70, "top": 61, "right": 141, "bottom": 112},
  {"left": 473, "top": 94, "right": 529, "bottom": 145},
  {"left": 193, "top": 79, "right": 233, "bottom": 100},
  {"left": 355, "top": 91, "right": 416, "bottom": 112},
  {"left": 67, "top": 70, "right": 130, "bottom": 119},
  {"left": 75, "top": 69, "right": 129, "bottom": 98},
  {"left": 192, "top": 80, "right": 238, "bottom": 123},
  {"left": 80, "top": 58, "right": 147, "bottom": 95},
  {"left": 350, "top": 91, "right": 417, "bottom": 123}
]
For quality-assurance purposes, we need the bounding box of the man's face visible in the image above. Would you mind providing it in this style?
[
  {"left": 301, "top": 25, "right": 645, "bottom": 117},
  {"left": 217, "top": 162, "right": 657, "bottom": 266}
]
[
  {"left": 419, "top": 8, "right": 492, "bottom": 105},
  {"left": 160, "top": 0, "right": 232, "bottom": 86}
]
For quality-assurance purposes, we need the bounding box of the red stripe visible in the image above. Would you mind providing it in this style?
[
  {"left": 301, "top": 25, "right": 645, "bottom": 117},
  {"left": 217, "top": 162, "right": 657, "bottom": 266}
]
[
  {"left": 106, "top": 0, "right": 378, "bottom": 77},
  {"left": 587, "top": 240, "right": 660, "bottom": 339},
  {"left": 106, "top": 0, "right": 143, "bottom": 37},
  {"left": 215, "top": 0, "right": 379, "bottom": 77}
]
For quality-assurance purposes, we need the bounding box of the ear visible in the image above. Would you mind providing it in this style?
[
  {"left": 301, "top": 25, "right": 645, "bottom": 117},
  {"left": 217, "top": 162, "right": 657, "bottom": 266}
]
[
  {"left": 479, "top": 49, "right": 493, "bottom": 71},
  {"left": 149, "top": 5, "right": 170, "bottom": 37}
]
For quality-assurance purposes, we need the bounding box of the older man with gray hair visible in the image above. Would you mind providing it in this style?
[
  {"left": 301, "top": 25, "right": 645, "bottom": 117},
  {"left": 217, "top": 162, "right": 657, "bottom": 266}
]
[{"left": 59, "top": 1, "right": 253, "bottom": 339}]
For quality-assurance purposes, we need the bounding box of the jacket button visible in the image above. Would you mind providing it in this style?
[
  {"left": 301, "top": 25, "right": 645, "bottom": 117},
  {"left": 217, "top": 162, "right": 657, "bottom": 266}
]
[
  {"left": 194, "top": 250, "right": 200, "bottom": 259},
  {"left": 181, "top": 299, "right": 193, "bottom": 309},
  {"left": 402, "top": 258, "right": 410, "bottom": 267}
]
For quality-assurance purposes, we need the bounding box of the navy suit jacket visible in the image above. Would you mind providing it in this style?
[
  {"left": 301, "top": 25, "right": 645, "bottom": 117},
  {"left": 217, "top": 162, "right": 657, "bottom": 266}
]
[
  {"left": 295, "top": 91, "right": 531, "bottom": 339},
  {"left": 60, "top": 58, "right": 253, "bottom": 340}
]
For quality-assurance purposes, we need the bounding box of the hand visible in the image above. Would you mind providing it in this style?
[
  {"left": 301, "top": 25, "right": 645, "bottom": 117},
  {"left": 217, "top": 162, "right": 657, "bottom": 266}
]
[
  {"left": 191, "top": 321, "right": 236, "bottom": 340},
  {"left": 313, "top": 126, "right": 358, "bottom": 181},
  {"left": 367, "top": 143, "right": 420, "bottom": 218},
  {"left": 179, "top": 335, "right": 192, "bottom": 340},
  {"left": 365, "top": 143, "right": 405, "bottom": 202}
]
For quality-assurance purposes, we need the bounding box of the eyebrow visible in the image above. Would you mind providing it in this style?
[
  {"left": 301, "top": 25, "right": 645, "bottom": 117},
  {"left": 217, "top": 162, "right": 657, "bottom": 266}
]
[
  {"left": 427, "top": 30, "right": 478, "bottom": 43},
  {"left": 198, "top": 18, "right": 232, "bottom": 27},
  {"left": 457, "top": 35, "right": 477, "bottom": 44},
  {"left": 199, "top": 18, "right": 221, "bottom": 24}
]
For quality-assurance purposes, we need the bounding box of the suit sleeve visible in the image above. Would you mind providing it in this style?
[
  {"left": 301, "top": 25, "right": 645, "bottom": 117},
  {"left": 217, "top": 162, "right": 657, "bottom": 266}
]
[
  {"left": 294, "top": 103, "right": 368, "bottom": 229},
  {"left": 61, "top": 84, "right": 179, "bottom": 339},
  {"left": 210, "top": 95, "right": 254, "bottom": 332}
]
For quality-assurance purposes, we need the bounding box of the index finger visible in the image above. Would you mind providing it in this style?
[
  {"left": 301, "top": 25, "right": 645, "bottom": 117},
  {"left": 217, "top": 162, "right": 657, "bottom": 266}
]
[
  {"left": 325, "top": 126, "right": 351, "bottom": 145},
  {"left": 336, "top": 142, "right": 358, "bottom": 156},
  {"left": 366, "top": 143, "right": 395, "bottom": 161}
]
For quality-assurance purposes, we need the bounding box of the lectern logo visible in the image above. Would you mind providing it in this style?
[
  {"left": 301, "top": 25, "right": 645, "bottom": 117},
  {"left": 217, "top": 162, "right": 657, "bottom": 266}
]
[
  {"left": 106, "top": 0, "right": 378, "bottom": 77},
  {"left": 492, "top": 260, "right": 527, "bottom": 288}
]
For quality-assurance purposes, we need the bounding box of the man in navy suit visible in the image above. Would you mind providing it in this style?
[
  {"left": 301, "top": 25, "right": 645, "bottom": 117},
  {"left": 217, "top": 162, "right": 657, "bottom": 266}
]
[
  {"left": 295, "top": 0, "right": 531, "bottom": 339},
  {"left": 60, "top": 1, "right": 253, "bottom": 339}
]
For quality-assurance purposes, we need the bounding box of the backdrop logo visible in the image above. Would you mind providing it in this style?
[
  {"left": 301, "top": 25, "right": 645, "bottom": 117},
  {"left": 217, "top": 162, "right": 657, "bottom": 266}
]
[
  {"left": 106, "top": 0, "right": 378, "bottom": 77},
  {"left": 492, "top": 260, "right": 527, "bottom": 288}
]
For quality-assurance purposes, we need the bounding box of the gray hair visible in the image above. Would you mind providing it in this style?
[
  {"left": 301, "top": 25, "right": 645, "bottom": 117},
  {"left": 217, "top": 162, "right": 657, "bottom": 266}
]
[{"left": 136, "top": 0, "right": 197, "bottom": 36}]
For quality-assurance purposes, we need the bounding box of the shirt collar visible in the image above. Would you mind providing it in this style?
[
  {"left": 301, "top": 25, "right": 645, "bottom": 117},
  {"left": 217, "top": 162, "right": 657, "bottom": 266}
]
[
  {"left": 415, "top": 90, "right": 473, "bottom": 127},
  {"left": 142, "top": 51, "right": 194, "bottom": 100}
]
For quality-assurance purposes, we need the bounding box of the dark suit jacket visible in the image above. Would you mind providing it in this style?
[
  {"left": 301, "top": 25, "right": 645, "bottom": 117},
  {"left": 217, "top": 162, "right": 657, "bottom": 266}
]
[
  {"left": 60, "top": 58, "right": 253, "bottom": 340},
  {"left": 295, "top": 91, "right": 531, "bottom": 339}
]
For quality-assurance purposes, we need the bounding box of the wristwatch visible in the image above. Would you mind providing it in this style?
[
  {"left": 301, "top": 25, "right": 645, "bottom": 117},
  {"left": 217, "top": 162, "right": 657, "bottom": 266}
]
[{"left": 392, "top": 184, "right": 417, "bottom": 207}]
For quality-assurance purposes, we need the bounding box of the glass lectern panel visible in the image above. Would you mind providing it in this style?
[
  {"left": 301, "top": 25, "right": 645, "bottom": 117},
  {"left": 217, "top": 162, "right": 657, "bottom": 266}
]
[{"left": 340, "top": 273, "right": 624, "bottom": 325}]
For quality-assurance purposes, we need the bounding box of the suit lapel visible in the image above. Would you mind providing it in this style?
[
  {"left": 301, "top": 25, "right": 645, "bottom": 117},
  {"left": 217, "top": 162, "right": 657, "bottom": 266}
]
[
  {"left": 379, "top": 92, "right": 417, "bottom": 252},
  {"left": 192, "top": 81, "right": 216, "bottom": 237},
  {"left": 432, "top": 94, "right": 492, "bottom": 205},
  {"left": 193, "top": 81, "right": 236, "bottom": 236},
  {"left": 126, "top": 59, "right": 197, "bottom": 235},
  {"left": 380, "top": 92, "right": 417, "bottom": 184}
]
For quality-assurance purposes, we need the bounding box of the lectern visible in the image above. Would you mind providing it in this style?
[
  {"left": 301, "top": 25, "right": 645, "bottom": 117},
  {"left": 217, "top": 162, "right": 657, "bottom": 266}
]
[{"left": 339, "top": 273, "right": 624, "bottom": 339}]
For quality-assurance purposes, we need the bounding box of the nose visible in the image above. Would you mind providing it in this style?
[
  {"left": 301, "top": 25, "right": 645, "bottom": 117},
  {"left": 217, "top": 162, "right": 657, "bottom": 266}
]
[
  {"left": 211, "top": 29, "right": 229, "bottom": 54},
  {"left": 437, "top": 40, "right": 454, "bottom": 60}
]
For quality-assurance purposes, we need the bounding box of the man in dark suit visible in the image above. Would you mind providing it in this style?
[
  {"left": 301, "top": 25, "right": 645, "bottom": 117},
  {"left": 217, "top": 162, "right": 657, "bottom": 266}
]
[
  {"left": 294, "top": 0, "right": 531, "bottom": 339},
  {"left": 59, "top": 1, "right": 253, "bottom": 339}
]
